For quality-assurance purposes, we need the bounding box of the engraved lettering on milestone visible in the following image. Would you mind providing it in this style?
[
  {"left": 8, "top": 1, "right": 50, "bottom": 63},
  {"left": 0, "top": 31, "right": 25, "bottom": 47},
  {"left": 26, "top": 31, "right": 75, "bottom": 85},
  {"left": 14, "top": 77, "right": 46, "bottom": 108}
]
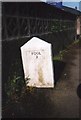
[{"left": 31, "top": 51, "right": 41, "bottom": 58}]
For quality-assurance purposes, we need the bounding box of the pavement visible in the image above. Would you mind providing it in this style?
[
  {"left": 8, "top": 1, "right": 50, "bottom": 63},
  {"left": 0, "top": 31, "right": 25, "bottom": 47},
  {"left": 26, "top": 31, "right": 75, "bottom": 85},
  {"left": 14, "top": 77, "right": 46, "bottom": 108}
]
[
  {"left": 2, "top": 40, "right": 80, "bottom": 118},
  {"left": 51, "top": 41, "right": 80, "bottom": 118}
]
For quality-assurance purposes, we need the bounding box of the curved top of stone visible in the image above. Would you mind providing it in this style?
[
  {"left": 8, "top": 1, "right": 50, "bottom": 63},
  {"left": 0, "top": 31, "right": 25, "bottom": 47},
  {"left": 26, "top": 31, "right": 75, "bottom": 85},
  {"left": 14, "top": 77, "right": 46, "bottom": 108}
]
[{"left": 21, "top": 37, "right": 51, "bottom": 50}]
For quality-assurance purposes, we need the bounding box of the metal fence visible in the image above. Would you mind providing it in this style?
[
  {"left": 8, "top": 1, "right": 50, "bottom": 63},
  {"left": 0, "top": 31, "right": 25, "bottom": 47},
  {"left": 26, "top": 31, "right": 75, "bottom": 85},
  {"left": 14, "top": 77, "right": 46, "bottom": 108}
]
[{"left": 2, "top": 15, "right": 76, "bottom": 41}]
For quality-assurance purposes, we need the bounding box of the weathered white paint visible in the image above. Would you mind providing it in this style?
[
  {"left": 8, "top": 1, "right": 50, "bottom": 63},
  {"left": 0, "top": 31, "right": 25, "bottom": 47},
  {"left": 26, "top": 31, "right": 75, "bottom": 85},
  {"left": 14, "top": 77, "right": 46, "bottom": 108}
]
[{"left": 20, "top": 37, "right": 54, "bottom": 88}]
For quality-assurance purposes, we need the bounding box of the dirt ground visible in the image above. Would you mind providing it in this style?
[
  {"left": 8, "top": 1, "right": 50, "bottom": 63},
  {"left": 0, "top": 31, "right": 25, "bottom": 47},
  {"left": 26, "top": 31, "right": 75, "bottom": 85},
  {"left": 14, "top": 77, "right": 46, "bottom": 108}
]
[{"left": 2, "top": 41, "right": 80, "bottom": 118}]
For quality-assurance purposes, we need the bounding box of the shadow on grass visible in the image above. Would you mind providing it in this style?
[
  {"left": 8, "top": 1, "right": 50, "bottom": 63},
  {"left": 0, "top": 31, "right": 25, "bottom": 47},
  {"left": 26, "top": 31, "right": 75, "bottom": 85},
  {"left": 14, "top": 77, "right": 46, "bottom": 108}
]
[{"left": 53, "top": 60, "right": 66, "bottom": 85}]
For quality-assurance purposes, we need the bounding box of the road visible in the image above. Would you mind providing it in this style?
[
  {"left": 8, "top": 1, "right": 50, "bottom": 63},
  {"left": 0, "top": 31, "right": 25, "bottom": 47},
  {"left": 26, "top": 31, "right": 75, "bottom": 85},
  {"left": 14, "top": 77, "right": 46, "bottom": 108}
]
[{"left": 52, "top": 42, "right": 80, "bottom": 118}]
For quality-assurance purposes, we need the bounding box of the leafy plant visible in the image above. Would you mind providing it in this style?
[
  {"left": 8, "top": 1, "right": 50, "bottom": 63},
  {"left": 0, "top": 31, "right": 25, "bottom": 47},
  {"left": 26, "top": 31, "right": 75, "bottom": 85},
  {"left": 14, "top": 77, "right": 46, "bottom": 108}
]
[{"left": 5, "top": 75, "right": 26, "bottom": 102}]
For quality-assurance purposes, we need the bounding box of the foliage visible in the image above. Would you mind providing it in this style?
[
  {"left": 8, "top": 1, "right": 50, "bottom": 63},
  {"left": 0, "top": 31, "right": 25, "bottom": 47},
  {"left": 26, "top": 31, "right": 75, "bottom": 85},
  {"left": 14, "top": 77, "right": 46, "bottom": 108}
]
[
  {"left": 73, "top": 39, "right": 79, "bottom": 44},
  {"left": 53, "top": 50, "right": 65, "bottom": 61},
  {"left": 53, "top": 39, "right": 79, "bottom": 61},
  {"left": 4, "top": 57, "right": 26, "bottom": 104},
  {"left": 53, "top": 55, "right": 62, "bottom": 61},
  {"left": 5, "top": 75, "right": 26, "bottom": 102},
  {"left": 51, "top": 20, "right": 71, "bottom": 32}
]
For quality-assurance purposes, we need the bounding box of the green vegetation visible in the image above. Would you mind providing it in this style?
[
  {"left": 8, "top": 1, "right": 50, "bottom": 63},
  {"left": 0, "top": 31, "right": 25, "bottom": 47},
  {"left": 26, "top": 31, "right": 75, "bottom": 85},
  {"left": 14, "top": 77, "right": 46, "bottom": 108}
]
[
  {"left": 53, "top": 39, "right": 79, "bottom": 61},
  {"left": 51, "top": 20, "right": 74, "bottom": 32},
  {"left": 53, "top": 54, "right": 62, "bottom": 61},
  {"left": 53, "top": 49, "right": 68, "bottom": 61},
  {"left": 5, "top": 75, "right": 25, "bottom": 102},
  {"left": 73, "top": 39, "right": 79, "bottom": 44},
  {"left": 3, "top": 57, "right": 26, "bottom": 105}
]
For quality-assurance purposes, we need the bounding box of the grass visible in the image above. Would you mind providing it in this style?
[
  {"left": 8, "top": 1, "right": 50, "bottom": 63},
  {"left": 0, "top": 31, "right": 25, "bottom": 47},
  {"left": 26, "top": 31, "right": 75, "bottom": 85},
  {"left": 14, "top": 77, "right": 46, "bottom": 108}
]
[
  {"left": 73, "top": 39, "right": 79, "bottom": 44},
  {"left": 53, "top": 49, "right": 68, "bottom": 61},
  {"left": 53, "top": 55, "right": 62, "bottom": 61},
  {"left": 53, "top": 39, "right": 79, "bottom": 61}
]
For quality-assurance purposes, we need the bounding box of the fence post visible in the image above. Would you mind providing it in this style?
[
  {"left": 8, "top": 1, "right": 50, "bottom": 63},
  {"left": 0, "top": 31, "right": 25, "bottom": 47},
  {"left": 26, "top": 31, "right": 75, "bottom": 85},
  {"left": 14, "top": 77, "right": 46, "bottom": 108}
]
[
  {"left": 28, "top": 17, "right": 31, "bottom": 37},
  {"left": 3, "top": 5, "right": 8, "bottom": 41},
  {"left": 17, "top": 16, "right": 20, "bottom": 38}
]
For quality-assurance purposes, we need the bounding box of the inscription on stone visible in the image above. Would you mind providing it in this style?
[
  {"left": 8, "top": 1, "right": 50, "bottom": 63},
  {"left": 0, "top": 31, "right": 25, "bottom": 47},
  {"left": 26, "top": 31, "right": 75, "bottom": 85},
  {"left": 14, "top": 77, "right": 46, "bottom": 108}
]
[{"left": 31, "top": 51, "right": 41, "bottom": 58}]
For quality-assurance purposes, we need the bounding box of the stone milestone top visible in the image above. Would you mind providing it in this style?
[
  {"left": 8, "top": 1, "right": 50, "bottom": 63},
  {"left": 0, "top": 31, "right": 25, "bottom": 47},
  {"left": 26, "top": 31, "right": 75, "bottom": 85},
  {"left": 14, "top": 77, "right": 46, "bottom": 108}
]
[
  {"left": 20, "top": 37, "right": 54, "bottom": 88},
  {"left": 21, "top": 37, "right": 51, "bottom": 50}
]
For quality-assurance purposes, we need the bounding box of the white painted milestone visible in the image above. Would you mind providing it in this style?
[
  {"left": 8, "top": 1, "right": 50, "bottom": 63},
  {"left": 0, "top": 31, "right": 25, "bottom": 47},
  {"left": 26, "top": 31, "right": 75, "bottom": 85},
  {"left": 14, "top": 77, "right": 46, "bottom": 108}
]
[{"left": 20, "top": 37, "right": 54, "bottom": 88}]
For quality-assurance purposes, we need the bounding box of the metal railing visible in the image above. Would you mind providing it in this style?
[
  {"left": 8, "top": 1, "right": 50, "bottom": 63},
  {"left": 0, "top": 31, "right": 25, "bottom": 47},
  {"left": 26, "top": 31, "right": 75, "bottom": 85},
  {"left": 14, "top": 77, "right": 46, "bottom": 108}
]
[{"left": 2, "top": 15, "right": 76, "bottom": 41}]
